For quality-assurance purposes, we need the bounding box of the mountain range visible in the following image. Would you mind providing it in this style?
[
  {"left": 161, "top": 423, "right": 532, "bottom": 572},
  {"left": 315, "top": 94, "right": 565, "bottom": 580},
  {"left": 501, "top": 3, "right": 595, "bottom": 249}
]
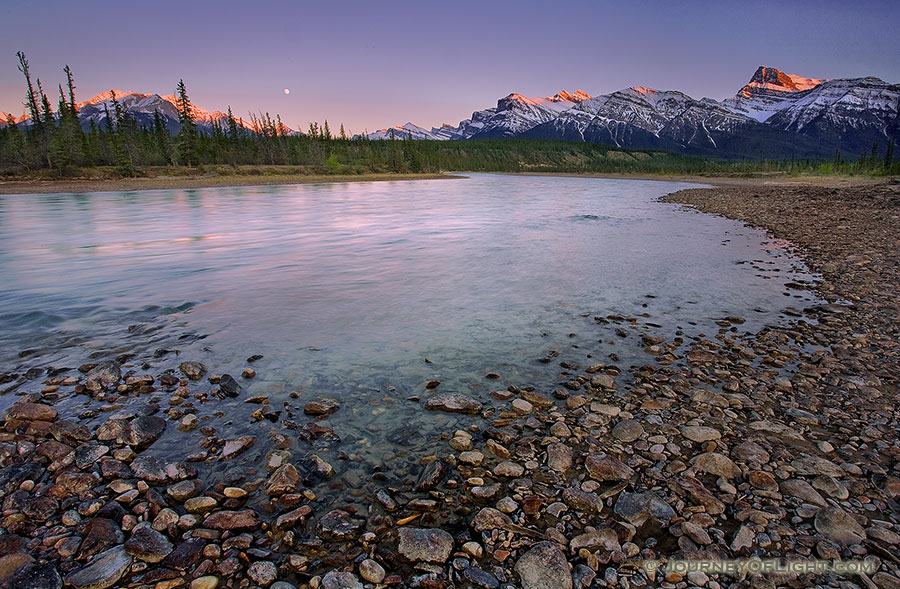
[
  {"left": 1, "top": 90, "right": 263, "bottom": 135},
  {"left": 367, "top": 66, "right": 900, "bottom": 159},
  {"left": 2, "top": 66, "right": 898, "bottom": 159}
]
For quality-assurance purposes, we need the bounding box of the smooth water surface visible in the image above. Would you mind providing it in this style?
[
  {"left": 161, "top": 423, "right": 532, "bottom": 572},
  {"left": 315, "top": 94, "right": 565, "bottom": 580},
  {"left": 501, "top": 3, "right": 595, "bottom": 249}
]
[{"left": 0, "top": 175, "right": 816, "bottom": 488}]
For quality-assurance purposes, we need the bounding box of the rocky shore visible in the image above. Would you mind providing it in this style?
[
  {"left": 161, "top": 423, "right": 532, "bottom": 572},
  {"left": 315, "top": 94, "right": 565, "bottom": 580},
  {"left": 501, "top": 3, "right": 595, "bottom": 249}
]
[{"left": 1, "top": 180, "right": 899, "bottom": 589}]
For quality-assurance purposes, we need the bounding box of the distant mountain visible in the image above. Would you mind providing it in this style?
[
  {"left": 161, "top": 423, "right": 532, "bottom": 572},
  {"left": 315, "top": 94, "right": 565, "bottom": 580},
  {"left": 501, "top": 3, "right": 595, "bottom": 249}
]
[
  {"left": 366, "top": 66, "right": 900, "bottom": 159},
  {"left": 1, "top": 90, "right": 282, "bottom": 135}
]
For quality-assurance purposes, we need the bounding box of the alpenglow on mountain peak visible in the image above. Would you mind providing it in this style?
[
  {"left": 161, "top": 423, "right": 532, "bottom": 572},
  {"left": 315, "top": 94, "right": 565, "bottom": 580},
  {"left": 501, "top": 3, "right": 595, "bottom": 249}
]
[{"left": 363, "top": 65, "right": 898, "bottom": 160}]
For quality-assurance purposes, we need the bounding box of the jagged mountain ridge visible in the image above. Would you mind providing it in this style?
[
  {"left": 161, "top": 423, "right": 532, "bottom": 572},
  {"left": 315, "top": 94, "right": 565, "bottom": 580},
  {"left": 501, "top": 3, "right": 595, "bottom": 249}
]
[
  {"left": 366, "top": 66, "right": 900, "bottom": 159},
  {"left": 366, "top": 90, "right": 592, "bottom": 141}
]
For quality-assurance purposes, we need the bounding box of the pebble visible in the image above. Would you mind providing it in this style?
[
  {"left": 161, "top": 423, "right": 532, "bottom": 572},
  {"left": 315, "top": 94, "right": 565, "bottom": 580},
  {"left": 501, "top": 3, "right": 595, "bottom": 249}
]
[
  {"left": 248, "top": 561, "right": 278, "bottom": 586},
  {"left": 514, "top": 542, "right": 572, "bottom": 589},
  {"left": 611, "top": 419, "right": 643, "bottom": 442},
  {"left": 397, "top": 528, "right": 453, "bottom": 563},
  {"left": 359, "top": 559, "right": 386, "bottom": 584}
]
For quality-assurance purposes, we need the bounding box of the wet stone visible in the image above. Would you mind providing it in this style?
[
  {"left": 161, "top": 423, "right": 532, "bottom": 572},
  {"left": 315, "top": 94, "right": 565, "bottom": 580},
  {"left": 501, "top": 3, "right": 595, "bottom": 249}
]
[
  {"left": 265, "top": 464, "right": 300, "bottom": 496},
  {"left": 463, "top": 566, "right": 500, "bottom": 589},
  {"left": 562, "top": 487, "right": 604, "bottom": 514},
  {"left": 494, "top": 461, "right": 525, "bottom": 477},
  {"left": 221, "top": 435, "right": 255, "bottom": 459},
  {"left": 471, "top": 507, "right": 512, "bottom": 532},
  {"left": 415, "top": 460, "right": 446, "bottom": 491},
  {"left": 167, "top": 479, "right": 204, "bottom": 501},
  {"left": 375, "top": 489, "right": 398, "bottom": 512},
  {"left": 7, "top": 562, "right": 62, "bottom": 589},
  {"left": 0, "top": 553, "right": 34, "bottom": 585},
  {"left": 203, "top": 509, "right": 259, "bottom": 530},
  {"left": 459, "top": 451, "right": 484, "bottom": 465},
  {"left": 397, "top": 527, "right": 453, "bottom": 563},
  {"left": 359, "top": 559, "right": 386, "bottom": 584},
  {"left": 78, "top": 518, "right": 124, "bottom": 559},
  {"left": 585, "top": 454, "right": 634, "bottom": 481},
  {"left": 162, "top": 538, "right": 206, "bottom": 570},
  {"left": 191, "top": 577, "right": 219, "bottom": 589},
  {"left": 218, "top": 374, "right": 241, "bottom": 397},
  {"left": 304, "top": 399, "right": 340, "bottom": 417},
  {"left": 185, "top": 497, "right": 218, "bottom": 514},
  {"left": 130, "top": 455, "right": 168, "bottom": 484},
  {"left": 75, "top": 443, "right": 109, "bottom": 470},
  {"left": 424, "top": 393, "right": 483, "bottom": 414},
  {"left": 124, "top": 522, "right": 174, "bottom": 563},
  {"left": 514, "top": 541, "right": 572, "bottom": 589},
  {"left": 124, "top": 415, "right": 166, "bottom": 449},
  {"left": 4, "top": 401, "right": 57, "bottom": 422},
  {"left": 614, "top": 491, "right": 676, "bottom": 531},
  {"left": 470, "top": 484, "right": 503, "bottom": 502},
  {"left": 317, "top": 509, "right": 363, "bottom": 542},
  {"left": 274, "top": 505, "right": 312, "bottom": 531},
  {"left": 179, "top": 362, "right": 207, "bottom": 381},
  {"left": 546, "top": 442, "right": 573, "bottom": 473},
  {"left": 85, "top": 361, "right": 121, "bottom": 391},
  {"left": 65, "top": 545, "right": 132, "bottom": 589},
  {"left": 248, "top": 561, "right": 277, "bottom": 587},
  {"left": 321, "top": 571, "right": 363, "bottom": 589}
]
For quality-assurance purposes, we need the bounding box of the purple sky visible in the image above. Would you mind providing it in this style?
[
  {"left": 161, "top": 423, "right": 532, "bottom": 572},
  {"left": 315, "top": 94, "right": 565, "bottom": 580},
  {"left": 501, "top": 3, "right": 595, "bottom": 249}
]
[{"left": 1, "top": 0, "right": 898, "bottom": 134}]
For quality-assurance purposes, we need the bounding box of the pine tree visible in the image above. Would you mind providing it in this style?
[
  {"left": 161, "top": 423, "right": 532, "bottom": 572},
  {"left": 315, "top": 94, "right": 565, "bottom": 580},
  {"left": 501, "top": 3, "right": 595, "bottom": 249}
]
[
  {"left": 16, "top": 52, "right": 41, "bottom": 131},
  {"left": 36, "top": 79, "right": 55, "bottom": 168},
  {"left": 323, "top": 120, "right": 332, "bottom": 140},
  {"left": 339, "top": 124, "right": 347, "bottom": 140},
  {"left": 226, "top": 106, "right": 239, "bottom": 139},
  {"left": 110, "top": 90, "right": 135, "bottom": 176},
  {"left": 175, "top": 79, "right": 198, "bottom": 166},
  {"left": 153, "top": 109, "right": 174, "bottom": 165},
  {"left": 870, "top": 141, "right": 879, "bottom": 168},
  {"left": 885, "top": 140, "right": 895, "bottom": 172}
]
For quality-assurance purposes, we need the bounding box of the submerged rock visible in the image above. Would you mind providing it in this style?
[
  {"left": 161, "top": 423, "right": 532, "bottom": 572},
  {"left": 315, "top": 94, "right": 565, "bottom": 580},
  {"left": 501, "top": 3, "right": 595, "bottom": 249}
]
[
  {"left": 424, "top": 393, "right": 482, "bottom": 414},
  {"left": 304, "top": 399, "right": 340, "bottom": 416},
  {"left": 317, "top": 510, "right": 363, "bottom": 542},
  {"left": 179, "top": 361, "right": 207, "bottom": 380}
]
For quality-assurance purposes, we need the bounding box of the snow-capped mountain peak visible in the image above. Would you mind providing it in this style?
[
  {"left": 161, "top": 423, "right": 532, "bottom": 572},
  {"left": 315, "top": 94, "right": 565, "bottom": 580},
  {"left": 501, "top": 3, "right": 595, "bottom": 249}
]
[
  {"left": 743, "top": 66, "right": 825, "bottom": 95},
  {"left": 722, "top": 66, "right": 828, "bottom": 122}
]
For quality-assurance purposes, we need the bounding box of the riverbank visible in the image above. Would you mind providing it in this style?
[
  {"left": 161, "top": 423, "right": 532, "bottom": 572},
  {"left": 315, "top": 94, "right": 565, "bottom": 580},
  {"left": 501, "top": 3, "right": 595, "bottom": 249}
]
[
  {"left": 0, "top": 168, "right": 452, "bottom": 194},
  {"left": 0, "top": 165, "right": 891, "bottom": 195},
  {"left": 1, "top": 181, "right": 899, "bottom": 589}
]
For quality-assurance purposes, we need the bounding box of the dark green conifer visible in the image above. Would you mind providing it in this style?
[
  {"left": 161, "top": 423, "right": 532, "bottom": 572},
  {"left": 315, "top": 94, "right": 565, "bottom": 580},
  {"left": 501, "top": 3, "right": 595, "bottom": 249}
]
[{"left": 175, "top": 79, "right": 198, "bottom": 166}]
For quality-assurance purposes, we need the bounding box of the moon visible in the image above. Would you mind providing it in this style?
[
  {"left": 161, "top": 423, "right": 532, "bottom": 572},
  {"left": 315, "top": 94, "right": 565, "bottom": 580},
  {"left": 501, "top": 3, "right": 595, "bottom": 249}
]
[{"left": 283, "top": 88, "right": 290, "bottom": 95}]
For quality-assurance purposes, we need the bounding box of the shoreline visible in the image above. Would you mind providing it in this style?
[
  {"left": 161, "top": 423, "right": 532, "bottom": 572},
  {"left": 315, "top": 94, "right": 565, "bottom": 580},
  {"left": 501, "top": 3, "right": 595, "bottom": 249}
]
[
  {"left": 1, "top": 181, "right": 899, "bottom": 588},
  {"left": 0, "top": 171, "right": 454, "bottom": 195},
  {"left": 0, "top": 166, "right": 892, "bottom": 195}
]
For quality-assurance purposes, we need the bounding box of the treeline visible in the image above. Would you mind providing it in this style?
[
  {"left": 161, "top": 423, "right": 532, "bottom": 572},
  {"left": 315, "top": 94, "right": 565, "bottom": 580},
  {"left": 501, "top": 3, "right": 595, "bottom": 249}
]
[{"left": 1, "top": 53, "right": 897, "bottom": 178}]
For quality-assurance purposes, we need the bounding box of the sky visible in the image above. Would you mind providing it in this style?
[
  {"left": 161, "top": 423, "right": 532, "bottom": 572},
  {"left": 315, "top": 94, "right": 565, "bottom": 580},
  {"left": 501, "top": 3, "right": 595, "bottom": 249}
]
[{"left": 1, "top": 0, "right": 898, "bottom": 134}]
